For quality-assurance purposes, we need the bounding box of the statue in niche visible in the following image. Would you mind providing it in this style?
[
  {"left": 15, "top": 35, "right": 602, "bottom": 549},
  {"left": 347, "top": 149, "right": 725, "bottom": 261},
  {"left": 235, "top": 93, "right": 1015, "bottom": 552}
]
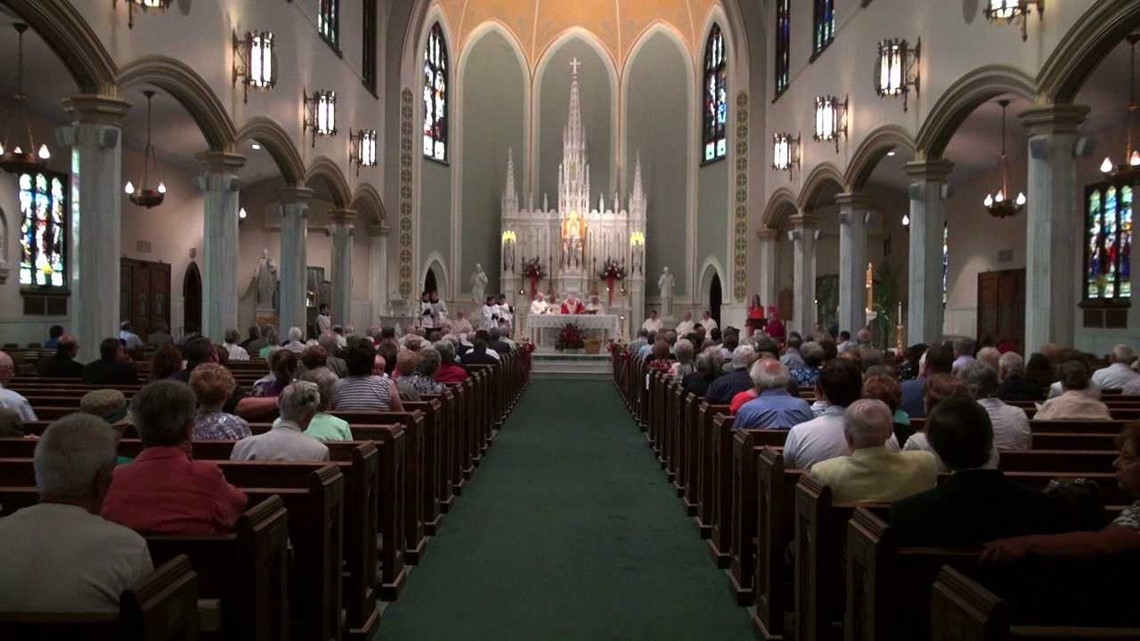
[
  {"left": 252, "top": 249, "right": 278, "bottom": 310},
  {"left": 471, "top": 263, "right": 488, "bottom": 304},
  {"left": 658, "top": 266, "right": 675, "bottom": 318}
]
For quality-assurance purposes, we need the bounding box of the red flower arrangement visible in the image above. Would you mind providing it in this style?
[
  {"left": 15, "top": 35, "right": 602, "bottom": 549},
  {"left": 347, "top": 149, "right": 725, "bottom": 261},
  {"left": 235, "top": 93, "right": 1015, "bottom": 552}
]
[
  {"left": 523, "top": 258, "right": 546, "bottom": 300},
  {"left": 555, "top": 322, "right": 586, "bottom": 351},
  {"left": 597, "top": 258, "right": 626, "bottom": 305}
]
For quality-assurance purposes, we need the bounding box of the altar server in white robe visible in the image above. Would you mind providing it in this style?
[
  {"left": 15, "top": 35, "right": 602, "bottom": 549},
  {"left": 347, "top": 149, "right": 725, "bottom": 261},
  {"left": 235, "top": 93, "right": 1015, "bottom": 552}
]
[
  {"left": 496, "top": 294, "right": 514, "bottom": 335},
  {"left": 700, "top": 311, "right": 718, "bottom": 331},
  {"left": 675, "top": 311, "right": 696, "bottom": 336},
  {"left": 430, "top": 291, "right": 448, "bottom": 327},
  {"left": 481, "top": 297, "right": 499, "bottom": 330},
  {"left": 530, "top": 293, "right": 550, "bottom": 316},
  {"left": 585, "top": 295, "right": 605, "bottom": 315},
  {"left": 642, "top": 310, "right": 663, "bottom": 333}
]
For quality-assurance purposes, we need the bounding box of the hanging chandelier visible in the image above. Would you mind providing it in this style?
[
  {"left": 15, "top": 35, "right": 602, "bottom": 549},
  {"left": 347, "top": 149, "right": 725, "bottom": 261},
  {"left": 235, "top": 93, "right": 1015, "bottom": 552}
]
[
  {"left": 1100, "top": 34, "right": 1140, "bottom": 177},
  {"left": 124, "top": 91, "right": 167, "bottom": 209},
  {"left": 0, "top": 23, "right": 50, "bottom": 175},
  {"left": 983, "top": 99, "right": 1026, "bottom": 218}
]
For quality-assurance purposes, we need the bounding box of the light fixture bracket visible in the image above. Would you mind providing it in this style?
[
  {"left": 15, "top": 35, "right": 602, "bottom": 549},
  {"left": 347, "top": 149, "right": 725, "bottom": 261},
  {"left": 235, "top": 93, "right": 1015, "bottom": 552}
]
[
  {"left": 874, "top": 37, "right": 920, "bottom": 112},
  {"left": 983, "top": 0, "right": 1043, "bottom": 42},
  {"left": 772, "top": 132, "right": 801, "bottom": 180},
  {"left": 813, "top": 95, "right": 848, "bottom": 154},
  {"left": 113, "top": 0, "right": 174, "bottom": 30},
  {"left": 232, "top": 30, "right": 277, "bottom": 104},
  {"left": 303, "top": 89, "right": 338, "bottom": 148},
  {"left": 349, "top": 129, "right": 378, "bottom": 175}
]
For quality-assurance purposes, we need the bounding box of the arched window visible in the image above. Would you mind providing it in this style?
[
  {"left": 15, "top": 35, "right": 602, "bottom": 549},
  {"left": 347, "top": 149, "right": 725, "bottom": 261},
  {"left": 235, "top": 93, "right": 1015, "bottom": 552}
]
[
  {"left": 18, "top": 169, "right": 67, "bottom": 289},
  {"left": 813, "top": 0, "right": 835, "bottom": 56},
  {"left": 702, "top": 24, "right": 728, "bottom": 165},
  {"left": 1085, "top": 184, "right": 1133, "bottom": 301},
  {"left": 422, "top": 23, "right": 449, "bottom": 163}
]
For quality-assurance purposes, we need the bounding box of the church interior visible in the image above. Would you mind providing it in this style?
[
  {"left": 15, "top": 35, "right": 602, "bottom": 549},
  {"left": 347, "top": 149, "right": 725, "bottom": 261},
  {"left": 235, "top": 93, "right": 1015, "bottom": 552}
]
[{"left": 0, "top": 0, "right": 1139, "bottom": 639}]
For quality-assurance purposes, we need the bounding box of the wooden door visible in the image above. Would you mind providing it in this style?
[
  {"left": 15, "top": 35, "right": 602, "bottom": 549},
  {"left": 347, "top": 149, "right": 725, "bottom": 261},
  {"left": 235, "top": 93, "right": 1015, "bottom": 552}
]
[
  {"left": 976, "top": 268, "right": 1025, "bottom": 351},
  {"left": 120, "top": 258, "right": 172, "bottom": 338},
  {"left": 150, "top": 263, "right": 170, "bottom": 335},
  {"left": 183, "top": 262, "right": 202, "bottom": 333}
]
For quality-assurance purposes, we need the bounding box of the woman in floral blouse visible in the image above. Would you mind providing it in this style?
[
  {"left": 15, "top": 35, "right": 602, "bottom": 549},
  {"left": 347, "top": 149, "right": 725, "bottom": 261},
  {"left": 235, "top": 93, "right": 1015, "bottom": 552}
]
[
  {"left": 190, "top": 363, "right": 251, "bottom": 440},
  {"left": 406, "top": 346, "right": 445, "bottom": 395}
]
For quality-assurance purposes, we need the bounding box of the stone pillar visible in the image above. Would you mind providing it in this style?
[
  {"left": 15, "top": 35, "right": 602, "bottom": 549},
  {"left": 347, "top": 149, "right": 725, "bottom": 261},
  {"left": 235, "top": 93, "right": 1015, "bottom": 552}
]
[
  {"left": 905, "top": 159, "right": 954, "bottom": 345},
  {"left": 58, "top": 95, "right": 131, "bottom": 361},
  {"left": 369, "top": 224, "right": 390, "bottom": 325},
  {"left": 836, "top": 192, "right": 870, "bottom": 335},
  {"left": 1020, "top": 104, "right": 1089, "bottom": 353},
  {"left": 328, "top": 209, "right": 356, "bottom": 328},
  {"left": 276, "top": 187, "right": 313, "bottom": 334},
  {"left": 789, "top": 213, "right": 819, "bottom": 336},
  {"left": 195, "top": 151, "right": 245, "bottom": 342},
  {"left": 756, "top": 227, "right": 779, "bottom": 310}
]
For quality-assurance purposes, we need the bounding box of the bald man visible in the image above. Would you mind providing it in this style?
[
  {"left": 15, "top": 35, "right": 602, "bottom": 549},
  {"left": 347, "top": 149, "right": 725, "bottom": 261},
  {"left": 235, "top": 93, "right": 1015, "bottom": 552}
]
[{"left": 0, "top": 351, "right": 36, "bottom": 422}]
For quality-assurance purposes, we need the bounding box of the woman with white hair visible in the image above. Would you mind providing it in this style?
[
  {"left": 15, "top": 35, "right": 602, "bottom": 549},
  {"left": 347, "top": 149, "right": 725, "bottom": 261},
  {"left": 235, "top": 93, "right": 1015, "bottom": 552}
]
[
  {"left": 299, "top": 368, "right": 353, "bottom": 442},
  {"left": 282, "top": 326, "right": 306, "bottom": 353},
  {"left": 231, "top": 381, "right": 330, "bottom": 461},
  {"left": 668, "top": 339, "right": 697, "bottom": 380}
]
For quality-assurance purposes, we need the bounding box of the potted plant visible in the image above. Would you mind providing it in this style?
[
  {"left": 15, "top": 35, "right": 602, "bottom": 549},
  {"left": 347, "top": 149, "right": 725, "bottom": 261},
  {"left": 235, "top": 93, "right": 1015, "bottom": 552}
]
[{"left": 555, "top": 322, "right": 586, "bottom": 354}]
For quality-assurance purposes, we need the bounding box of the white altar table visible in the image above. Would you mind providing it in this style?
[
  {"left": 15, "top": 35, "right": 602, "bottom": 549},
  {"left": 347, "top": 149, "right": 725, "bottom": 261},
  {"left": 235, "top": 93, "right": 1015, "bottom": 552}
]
[{"left": 529, "top": 313, "right": 620, "bottom": 348}]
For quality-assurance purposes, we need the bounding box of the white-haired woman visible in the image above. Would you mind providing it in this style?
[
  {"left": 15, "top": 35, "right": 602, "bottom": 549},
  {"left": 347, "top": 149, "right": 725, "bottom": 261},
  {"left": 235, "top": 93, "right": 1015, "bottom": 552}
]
[{"left": 231, "top": 381, "right": 330, "bottom": 461}]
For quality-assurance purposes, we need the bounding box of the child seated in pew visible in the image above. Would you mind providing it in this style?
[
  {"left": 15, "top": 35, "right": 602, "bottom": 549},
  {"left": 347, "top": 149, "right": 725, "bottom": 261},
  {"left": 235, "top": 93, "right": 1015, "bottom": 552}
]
[
  {"left": 298, "top": 368, "right": 353, "bottom": 442},
  {"left": 0, "top": 414, "right": 154, "bottom": 613},
  {"left": 101, "top": 381, "right": 249, "bottom": 535},
  {"left": 231, "top": 382, "right": 330, "bottom": 462}
]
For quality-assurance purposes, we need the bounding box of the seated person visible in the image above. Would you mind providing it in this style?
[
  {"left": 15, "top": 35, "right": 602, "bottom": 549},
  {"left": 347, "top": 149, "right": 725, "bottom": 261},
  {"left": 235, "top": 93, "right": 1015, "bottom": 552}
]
[
  {"left": 996, "top": 351, "right": 1044, "bottom": 402},
  {"left": 101, "top": 381, "right": 249, "bottom": 535},
  {"left": 147, "top": 321, "right": 174, "bottom": 348},
  {"left": 700, "top": 311, "right": 718, "bottom": 332},
  {"left": 433, "top": 340, "right": 469, "bottom": 383},
  {"left": 118, "top": 321, "right": 145, "bottom": 351},
  {"left": 231, "top": 382, "right": 330, "bottom": 462},
  {"left": 645, "top": 340, "right": 675, "bottom": 375},
  {"left": 1035, "top": 360, "right": 1113, "bottom": 421},
  {"left": 790, "top": 341, "right": 825, "bottom": 389},
  {"left": 487, "top": 327, "right": 511, "bottom": 354},
  {"left": 809, "top": 399, "right": 937, "bottom": 503},
  {"left": 1091, "top": 344, "right": 1140, "bottom": 391},
  {"left": 642, "top": 310, "right": 664, "bottom": 334},
  {"left": 958, "top": 360, "right": 1031, "bottom": 451},
  {"left": 0, "top": 351, "right": 36, "bottom": 422},
  {"left": 584, "top": 294, "right": 605, "bottom": 315},
  {"left": 250, "top": 349, "right": 298, "bottom": 398},
  {"left": 331, "top": 338, "right": 404, "bottom": 411},
  {"left": 317, "top": 332, "right": 348, "bottom": 376},
  {"left": 682, "top": 349, "right": 723, "bottom": 397},
  {"left": 669, "top": 339, "right": 697, "bottom": 381},
  {"left": 299, "top": 367, "right": 353, "bottom": 442},
  {"left": 889, "top": 397, "right": 1067, "bottom": 547},
  {"left": 900, "top": 344, "right": 954, "bottom": 419},
  {"left": 780, "top": 333, "right": 806, "bottom": 370},
  {"left": 461, "top": 336, "right": 500, "bottom": 366},
  {"left": 0, "top": 414, "right": 154, "bottom": 613},
  {"left": 0, "top": 407, "right": 23, "bottom": 437},
  {"left": 36, "top": 334, "right": 84, "bottom": 378},
  {"left": 407, "top": 346, "right": 446, "bottom": 395},
  {"left": 79, "top": 389, "right": 132, "bottom": 430},
  {"left": 734, "top": 358, "right": 813, "bottom": 429},
  {"left": 82, "top": 338, "right": 139, "bottom": 385},
  {"left": 561, "top": 293, "right": 586, "bottom": 315},
  {"left": 452, "top": 311, "right": 475, "bottom": 335},
  {"left": 190, "top": 363, "right": 252, "bottom": 440},
  {"left": 529, "top": 293, "right": 550, "bottom": 316},
  {"left": 42, "top": 324, "right": 64, "bottom": 350},
  {"left": 704, "top": 345, "right": 758, "bottom": 404},
  {"left": 1046, "top": 350, "right": 1102, "bottom": 400},
  {"left": 674, "top": 312, "right": 695, "bottom": 337},
  {"left": 392, "top": 349, "right": 422, "bottom": 401},
  {"left": 863, "top": 373, "right": 914, "bottom": 449},
  {"left": 148, "top": 344, "right": 184, "bottom": 382},
  {"left": 784, "top": 358, "right": 867, "bottom": 470},
  {"left": 223, "top": 329, "right": 250, "bottom": 362},
  {"left": 903, "top": 374, "right": 999, "bottom": 470}
]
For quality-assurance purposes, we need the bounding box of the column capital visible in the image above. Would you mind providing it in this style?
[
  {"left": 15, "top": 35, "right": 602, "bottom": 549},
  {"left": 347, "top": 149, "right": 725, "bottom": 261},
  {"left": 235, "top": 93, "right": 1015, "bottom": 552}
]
[
  {"left": 328, "top": 208, "right": 357, "bottom": 226},
  {"left": 905, "top": 159, "right": 954, "bottom": 183},
  {"left": 195, "top": 151, "right": 246, "bottom": 173},
  {"left": 276, "top": 186, "right": 315, "bottom": 204},
  {"left": 369, "top": 223, "right": 391, "bottom": 237},
  {"left": 756, "top": 227, "right": 779, "bottom": 241},
  {"left": 61, "top": 94, "right": 131, "bottom": 127},
  {"left": 1019, "top": 103, "right": 1090, "bottom": 137},
  {"left": 788, "top": 213, "right": 819, "bottom": 229},
  {"left": 834, "top": 192, "right": 870, "bottom": 209}
]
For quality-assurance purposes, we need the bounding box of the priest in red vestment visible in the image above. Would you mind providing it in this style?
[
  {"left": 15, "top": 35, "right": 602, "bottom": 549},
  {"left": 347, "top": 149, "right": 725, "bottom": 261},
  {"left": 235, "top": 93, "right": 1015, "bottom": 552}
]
[{"left": 561, "top": 293, "right": 586, "bottom": 315}]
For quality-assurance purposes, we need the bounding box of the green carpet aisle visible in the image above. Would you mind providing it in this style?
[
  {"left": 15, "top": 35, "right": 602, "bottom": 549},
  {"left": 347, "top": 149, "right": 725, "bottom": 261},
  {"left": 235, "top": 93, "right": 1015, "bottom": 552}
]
[{"left": 376, "top": 379, "right": 755, "bottom": 640}]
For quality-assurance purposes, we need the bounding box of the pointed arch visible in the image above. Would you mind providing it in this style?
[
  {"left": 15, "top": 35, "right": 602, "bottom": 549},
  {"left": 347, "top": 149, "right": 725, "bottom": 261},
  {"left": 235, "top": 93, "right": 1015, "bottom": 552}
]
[
  {"left": 914, "top": 65, "right": 1036, "bottom": 159},
  {"left": 762, "top": 188, "right": 798, "bottom": 228},
  {"left": 420, "top": 252, "right": 450, "bottom": 299},
  {"left": 351, "top": 183, "right": 388, "bottom": 225},
  {"left": 697, "top": 257, "right": 727, "bottom": 306},
  {"left": 117, "top": 56, "right": 237, "bottom": 152},
  {"left": 235, "top": 117, "right": 306, "bottom": 186},
  {"left": 305, "top": 156, "right": 353, "bottom": 208},
  {"left": 844, "top": 125, "right": 918, "bottom": 191},
  {"left": 795, "top": 162, "right": 846, "bottom": 211},
  {"left": 3, "top": 0, "right": 117, "bottom": 94},
  {"left": 1037, "top": 0, "right": 1140, "bottom": 103}
]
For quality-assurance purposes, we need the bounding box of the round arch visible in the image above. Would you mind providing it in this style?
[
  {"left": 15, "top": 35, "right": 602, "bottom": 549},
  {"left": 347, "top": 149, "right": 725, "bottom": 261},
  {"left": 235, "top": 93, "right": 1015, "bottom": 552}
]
[
  {"left": 4, "top": 0, "right": 117, "bottom": 94},
  {"left": 351, "top": 183, "right": 388, "bottom": 226},
  {"left": 305, "top": 156, "right": 353, "bottom": 209},
  {"left": 117, "top": 56, "right": 237, "bottom": 151},
  {"left": 844, "top": 125, "right": 918, "bottom": 191},
  {"left": 1038, "top": 0, "right": 1140, "bottom": 103},
  {"left": 915, "top": 65, "right": 1036, "bottom": 158},
  {"left": 795, "top": 162, "right": 846, "bottom": 211},
  {"left": 235, "top": 117, "right": 306, "bottom": 186},
  {"left": 761, "top": 187, "right": 797, "bottom": 228}
]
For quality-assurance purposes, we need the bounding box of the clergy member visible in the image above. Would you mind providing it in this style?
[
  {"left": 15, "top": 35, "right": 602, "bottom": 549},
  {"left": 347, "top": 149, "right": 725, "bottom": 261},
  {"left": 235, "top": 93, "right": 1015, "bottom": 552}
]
[
  {"left": 562, "top": 293, "right": 586, "bottom": 315},
  {"left": 530, "top": 293, "right": 549, "bottom": 316},
  {"left": 675, "top": 311, "right": 695, "bottom": 336},
  {"left": 701, "top": 311, "right": 718, "bottom": 331},
  {"left": 585, "top": 294, "right": 605, "bottom": 315},
  {"left": 452, "top": 311, "right": 474, "bottom": 336},
  {"left": 430, "top": 291, "right": 448, "bottom": 327},
  {"left": 642, "top": 309, "right": 663, "bottom": 333},
  {"left": 496, "top": 294, "right": 514, "bottom": 335},
  {"left": 481, "top": 296, "right": 499, "bottom": 330}
]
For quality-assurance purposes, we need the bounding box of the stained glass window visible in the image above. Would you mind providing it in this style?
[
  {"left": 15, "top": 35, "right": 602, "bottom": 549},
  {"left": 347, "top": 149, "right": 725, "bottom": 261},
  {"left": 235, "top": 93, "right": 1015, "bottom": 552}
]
[
  {"left": 1085, "top": 183, "right": 1133, "bottom": 301},
  {"left": 703, "top": 24, "right": 727, "bottom": 164},
  {"left": 422, "top": 23, "right": 448, "bottom": 162},
  {"left": 813, "top": 0, "right": 835, "bottom": 55},
  {"left": 942, "top": 223, "right": 949, "bottom": 305},
  {"left": 19, "top": 169, "right": 67, "bottom": 289},
  {"left": 318, "top": 0, "right": 339, "bottom": 48},
  {"left": 362, "top": 0, "right": 378, "bottom": 94},
  {"left": 775, "top": 0, "right": 791, "bottom": 96}
]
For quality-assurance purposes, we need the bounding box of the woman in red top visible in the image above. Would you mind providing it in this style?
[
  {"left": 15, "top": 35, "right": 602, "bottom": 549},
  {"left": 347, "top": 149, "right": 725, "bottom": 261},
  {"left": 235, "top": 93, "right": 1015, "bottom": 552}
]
[
  {"left": 746, "top": 295, "right": 766, "bottom": 337},
  {"left": 766, "top": 307, "right": 786, "bottom": 343}
]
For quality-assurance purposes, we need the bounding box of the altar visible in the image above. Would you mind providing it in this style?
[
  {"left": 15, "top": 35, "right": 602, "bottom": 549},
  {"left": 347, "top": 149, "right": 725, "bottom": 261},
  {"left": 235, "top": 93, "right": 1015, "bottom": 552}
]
[{"left": 528, "top": 313, "right": 620, "bottom": 349}]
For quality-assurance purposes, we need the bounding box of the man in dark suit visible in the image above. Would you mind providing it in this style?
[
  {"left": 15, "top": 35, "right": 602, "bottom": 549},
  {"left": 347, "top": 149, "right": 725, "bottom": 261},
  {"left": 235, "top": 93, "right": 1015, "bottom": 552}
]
[
  {"left": 81, "top": 338, "right": 139, "bottom": 385},
  {"left": 487, "top": 327, "right": 511, "bottom": 354},
  {"left": 461, "top": 337, "right": 500, "bottom": 366},
  {"left": 36, "top": 335, "right": 84, "bottom": 378},
  {"left": 899, "top": 344, "right": 953, "bottom": 418},
  {"left": 888, "top": 397, "right": 1068, "bottom": 547},
  {"left": 704, "top": 345, "right": 757, "bottom": 404}
]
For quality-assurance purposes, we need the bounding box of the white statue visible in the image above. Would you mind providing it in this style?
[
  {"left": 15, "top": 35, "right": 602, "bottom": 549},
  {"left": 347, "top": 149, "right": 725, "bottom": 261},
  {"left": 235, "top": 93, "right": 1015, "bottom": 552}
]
[
  {"left": 658, "top": 266, "right": 675, "bottom": 318},
  {"left": 253, "top": 249, "right": 278, "bottom": 309},
  {"left": 471, "top": 263, "right": 488, "bottom": 304}
]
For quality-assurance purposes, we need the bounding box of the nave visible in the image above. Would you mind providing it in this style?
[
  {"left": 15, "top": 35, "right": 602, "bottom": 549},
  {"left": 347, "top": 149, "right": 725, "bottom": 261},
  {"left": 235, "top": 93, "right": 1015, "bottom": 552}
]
[{"left": 378, "top": 379, "right": 755, "bottom": 640}]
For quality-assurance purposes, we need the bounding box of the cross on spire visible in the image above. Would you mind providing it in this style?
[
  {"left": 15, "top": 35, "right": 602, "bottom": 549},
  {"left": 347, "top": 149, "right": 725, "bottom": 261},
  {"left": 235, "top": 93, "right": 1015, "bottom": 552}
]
[{"left": 569, "top": 57, "right": 581, "bottom": 76}]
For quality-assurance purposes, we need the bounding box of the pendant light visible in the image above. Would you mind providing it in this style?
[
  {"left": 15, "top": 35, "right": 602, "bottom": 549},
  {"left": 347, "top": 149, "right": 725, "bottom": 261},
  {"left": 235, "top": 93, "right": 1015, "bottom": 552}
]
[
  {"left": 0, "top": 23, "right": 51, "bottom": 175},
  {"left": 983, "top": 100, "right": 1026, "bottom": 218},
  {"left": 124, "top": 91, "right": 167, "bottom": 209},
  {"left": 1099, "top": 34, "right": 1140, "bottom": 177}
]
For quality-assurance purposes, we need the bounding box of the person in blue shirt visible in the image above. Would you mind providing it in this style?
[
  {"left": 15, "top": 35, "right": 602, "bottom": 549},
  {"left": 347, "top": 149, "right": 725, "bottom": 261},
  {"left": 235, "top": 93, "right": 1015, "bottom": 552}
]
[
  {"left": 43, "top": 324, "right": 64, "bottom": 349},
  {"left": 735, "top": 358, "right": 814, "bottom": 429},
  {"left": 900, "top": 344, "right": 953, "bottom": 419}
]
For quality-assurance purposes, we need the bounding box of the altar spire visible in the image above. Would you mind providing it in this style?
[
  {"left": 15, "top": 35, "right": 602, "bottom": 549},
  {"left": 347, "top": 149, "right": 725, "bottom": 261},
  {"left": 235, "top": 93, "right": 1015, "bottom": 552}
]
[{"left": 502, "top": 148, "right": 518, "bottom": 214}]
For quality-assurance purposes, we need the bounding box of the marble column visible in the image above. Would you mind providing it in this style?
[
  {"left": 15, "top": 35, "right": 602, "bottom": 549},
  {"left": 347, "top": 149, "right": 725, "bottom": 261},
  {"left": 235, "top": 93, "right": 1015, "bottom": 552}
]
[
  {"left": 905, "top": 159, "right": 954, "bottom": 345},
  {"left": 369, "top": 224, "right": 390, "bottom": 325},
  {"left": 276, "top": 187, "right": 313, "bottom": 333},
  {"left": 195, "top": 151, "right": 245, "bottom": 342},
  {"left": 756, "top": 227, "right": 779, "bottom": 310},
  {"left": 1020, "top": 104, "right": 1089, "bottom": 353},
  {"left": 789, "top": 213, "right": 819, "bottom": 336},
  {"left": 58, "top": 95, "right": 131, "bottom": 361},
  {"left": 837, "top": 192, "right": 870, "bottom": 335},
  {"left": 328, "top": 209, "right": 357, "bottom": 328}
]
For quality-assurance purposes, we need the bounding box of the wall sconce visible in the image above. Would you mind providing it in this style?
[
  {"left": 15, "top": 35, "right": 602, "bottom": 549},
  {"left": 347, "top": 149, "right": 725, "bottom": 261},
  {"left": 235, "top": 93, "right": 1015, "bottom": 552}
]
[
  {"left": 630, "top": 231, "right": 646, "bottom": 247},
  {"left": 233, "top": 30, "right": 276, "bottom": 104},
  {"left": 772, "top": 132, "right": 801, "bottom": 179},
  {"left": 814, "top": 95, "right": 848, "bottom": 153},
  {"left": 349, "top": 129, "right": 377, "bottom": 174},
  {"left": 875, "top": 38, "right": 920, "bottom": 112},
  {"left": 501, "top": 230, "right": 517, "bottom": 244},
  {"left": 984, "top": 0, "right": 1043, "bottom": 41},
  {"left": 114, "top": 0, "right": 172, "bottom": 30},
  {"left": 303, "top": 89, "right": 337, "bottom": 147}
]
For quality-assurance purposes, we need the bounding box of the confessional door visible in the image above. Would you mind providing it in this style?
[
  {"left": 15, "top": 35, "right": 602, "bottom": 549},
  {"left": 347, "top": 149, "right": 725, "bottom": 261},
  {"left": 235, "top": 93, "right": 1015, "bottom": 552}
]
[
  {"left": 976, "top": 268, "right": 1025, "bottom": 352},
  {"left": 119, "top": 258, "right": 171, "bottom": 339}
]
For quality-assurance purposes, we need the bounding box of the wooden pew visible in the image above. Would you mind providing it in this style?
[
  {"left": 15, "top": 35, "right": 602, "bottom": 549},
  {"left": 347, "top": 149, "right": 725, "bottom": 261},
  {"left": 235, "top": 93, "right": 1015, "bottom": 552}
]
[
  {"left": 681, "top": 392, "right": 702, "bottom": 516},
  {"left": 0, "top": 555, "right": 198, "bottom": 641},
  {"left": 695, "top": 402, "right": 731, "bottom": 539}
]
